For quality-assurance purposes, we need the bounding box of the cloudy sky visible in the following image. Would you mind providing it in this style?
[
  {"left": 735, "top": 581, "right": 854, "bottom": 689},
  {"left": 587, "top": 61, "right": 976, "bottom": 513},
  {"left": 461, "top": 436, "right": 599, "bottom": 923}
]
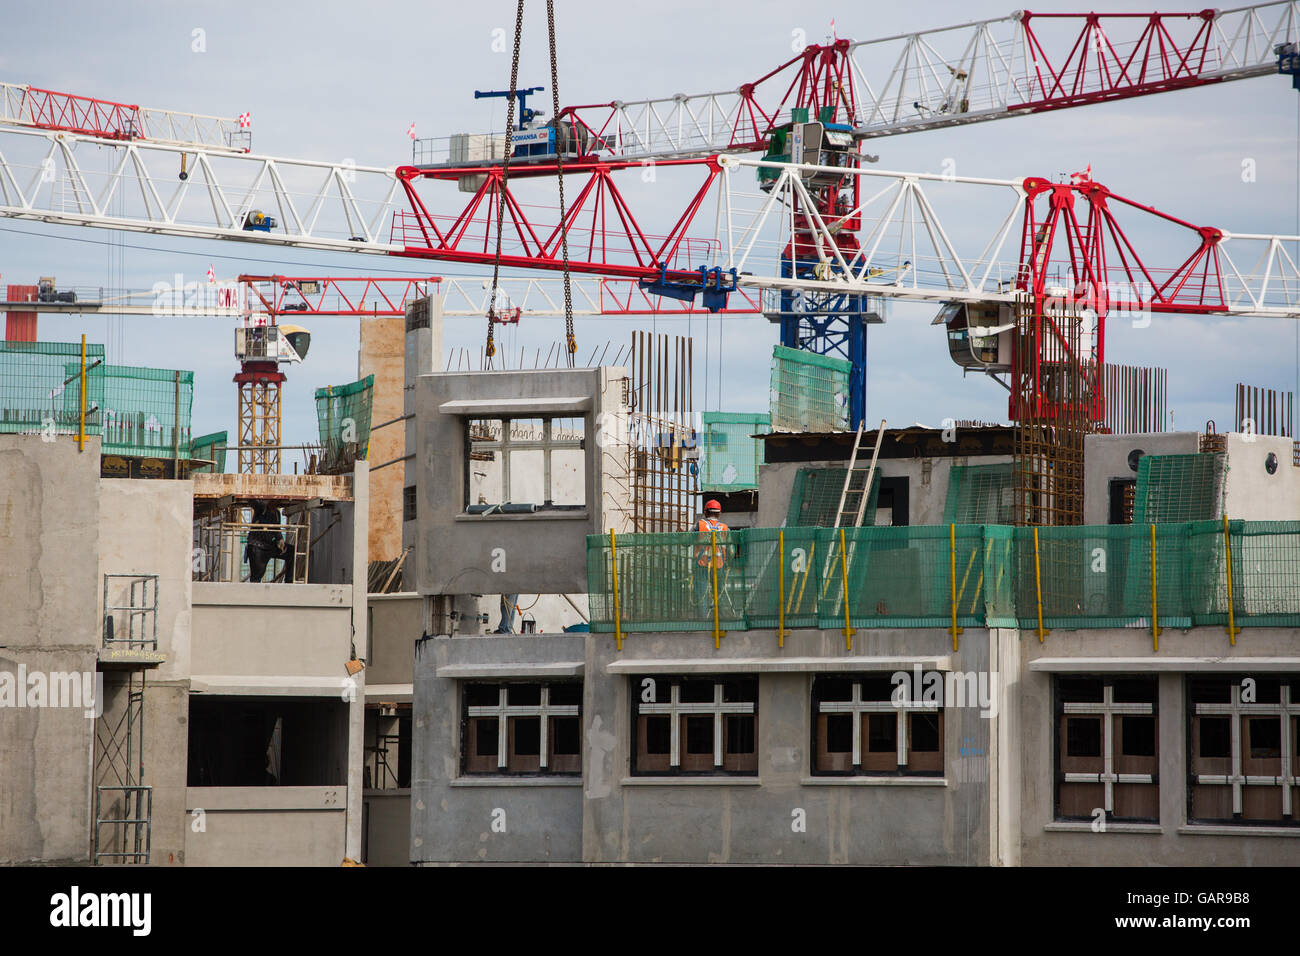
[{"left": 3, "top": 0, "right": 1298, "bottom": 444}]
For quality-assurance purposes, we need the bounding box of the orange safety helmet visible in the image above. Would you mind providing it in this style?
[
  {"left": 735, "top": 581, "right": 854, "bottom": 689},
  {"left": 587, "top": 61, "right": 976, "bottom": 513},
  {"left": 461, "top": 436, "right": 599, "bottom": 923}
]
[{"left": 704, "top": 499, "right": 722, "bottom": 513}]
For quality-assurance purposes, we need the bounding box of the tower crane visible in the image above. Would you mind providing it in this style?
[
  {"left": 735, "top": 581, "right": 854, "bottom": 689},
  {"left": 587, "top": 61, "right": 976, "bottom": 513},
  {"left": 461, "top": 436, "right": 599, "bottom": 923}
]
[{"left": 0, "top": 3, "right": 1298, "bottom": 433}]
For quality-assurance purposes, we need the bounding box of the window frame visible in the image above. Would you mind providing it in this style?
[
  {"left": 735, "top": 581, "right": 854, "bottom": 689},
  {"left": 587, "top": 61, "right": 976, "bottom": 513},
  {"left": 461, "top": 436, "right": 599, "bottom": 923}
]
[
  {"left": 463, "top": 416, "right": 586, "bottom": 513},
  {"left": 1186, "top": 675, "right": 1299, "bottom": 827},
  {"left": 630, "top": 675, "right": 758, "bottom": 777},
  {"left": 459, "top": 680, "right": 583, "bottom": 777},
  {"left": 1053, "top": 675, "right": 1159, "bottom": 824},
  {"left": 809, "top": 675, "right": 945, "bottom": 777}
]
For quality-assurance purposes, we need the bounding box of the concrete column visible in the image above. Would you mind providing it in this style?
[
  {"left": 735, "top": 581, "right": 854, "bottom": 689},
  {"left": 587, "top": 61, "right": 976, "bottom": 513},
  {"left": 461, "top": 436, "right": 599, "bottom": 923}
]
[
  {"left": 1158, "top": 671, "right": 1183, "bottom": 836},
  {"left": 992, "top": 627, "right": 1022, "bottom": 865},
  {"left": 358, "top": 315, "right": 405, "bottom": 563},
  {"left": 402, "top": 291, "right": 442, "bottom": 593},
  {"left": 345, "top": 461, "right": 370, "bottom": 861}
]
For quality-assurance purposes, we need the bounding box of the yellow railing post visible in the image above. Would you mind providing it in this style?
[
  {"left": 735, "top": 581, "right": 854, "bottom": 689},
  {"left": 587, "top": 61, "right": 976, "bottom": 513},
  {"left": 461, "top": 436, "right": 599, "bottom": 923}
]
[
  {"left": 1223, "top": 515, "right": 1240, "bottom": 645},
  {"left": 710, "top": 529, "right": 723, "bottom": 649},
  {"left": 777, "top": 530, "right": 788, "bottom": 648},
  {"left": 838, "top": 528, "right": 855, "bottom": 650},
  {"left": 609, "top": 529, "right": 622, "bottom": 651},
  {"left": 77, "top": 334, "right": 87, "bottom": 452},
  {"left": 1032, "top": 526, "right": 1049, "bottom": 642},
  {"left": 1150, "top": 523, "right": 1162, "bottom": 651},
  {"left": 949, "top": 523, "right": 964, "bottom": 651}
]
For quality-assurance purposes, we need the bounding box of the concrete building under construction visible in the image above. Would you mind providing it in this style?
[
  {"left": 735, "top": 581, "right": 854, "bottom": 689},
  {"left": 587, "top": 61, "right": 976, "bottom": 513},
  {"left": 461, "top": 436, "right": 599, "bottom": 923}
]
[{"left": 5, "top": 282, "right": 1300, "bottom": 868}]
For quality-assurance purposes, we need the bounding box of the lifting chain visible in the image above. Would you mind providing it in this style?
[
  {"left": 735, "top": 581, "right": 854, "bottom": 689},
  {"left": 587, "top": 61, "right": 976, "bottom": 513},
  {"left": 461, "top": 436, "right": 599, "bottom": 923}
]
[
  {"left": 546, "top": 0, "right": 577, "bottom": 365},
  {"left": 486, "top": 0, "right": 526, "bottom": 365}
]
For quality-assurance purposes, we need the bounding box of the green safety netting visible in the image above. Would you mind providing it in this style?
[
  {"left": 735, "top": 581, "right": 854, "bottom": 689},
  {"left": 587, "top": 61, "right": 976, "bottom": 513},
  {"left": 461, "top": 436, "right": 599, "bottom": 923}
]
[
  {"left": 787, "top": 466, "right": 881, "bottom": 527},
  {"left": 586, "top": 520, "right": 1300, "bottom": 633},
  {"left": 1134, "top": 453, "right": 1225, "bottom": 523},
  {"left": 700, "top": 412, "right": 769, "bottom": 491},
  {"left": 94, "top": 365, "right": 194, "bottom": 459},
  {"left": 0, "top": 341, "right": 105, "bottom": 437},
  {"left": 770, "top": 345, "right": 850, "bottom": 432},
  {"left": 944, "top": 462, "right": 1014, "bottom": 524},
  {"left": 315, "top": 374, "right": 374, "bottom": 471},
  {"left": 190, "top": 431, "right": 228, "bottom": 473}
]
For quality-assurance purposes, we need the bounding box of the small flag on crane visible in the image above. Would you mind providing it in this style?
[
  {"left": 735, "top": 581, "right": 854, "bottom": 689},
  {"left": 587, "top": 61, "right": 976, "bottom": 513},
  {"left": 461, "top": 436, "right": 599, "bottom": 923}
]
[
  {"left": 238, "top": 112, "right": 251, "bottom": 129},
  {"left": 1070, "top": 164, "right": 1092, "bottom": 184},
  {"left": 830, "top": 18, "right": 837, "bottom": 40},
  {"left": 206, "top": 265, "right": 215, "bottom": 283},
  {"left": 407, "top": 122, "right": 417, "bottom": 140}
]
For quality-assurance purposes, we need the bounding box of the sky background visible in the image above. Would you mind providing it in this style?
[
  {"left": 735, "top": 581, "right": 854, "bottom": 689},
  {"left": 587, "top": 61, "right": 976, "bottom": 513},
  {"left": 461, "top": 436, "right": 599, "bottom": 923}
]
[{"left": 2, "top": 0, "right": 1298, "bottom": 446}]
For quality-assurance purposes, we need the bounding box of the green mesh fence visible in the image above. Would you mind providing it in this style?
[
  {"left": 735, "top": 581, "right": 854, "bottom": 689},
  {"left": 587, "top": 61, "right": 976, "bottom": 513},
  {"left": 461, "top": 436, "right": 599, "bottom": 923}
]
[
  {"left": 587, "top": 520, "right": 1300, "bottom": 633},
  {"left": 770, "top": 345, "right": 850, "bottom": 432},
  {"left": 944, "top": 462, "right": 1014, "bottom": 524},
  {"left": 700, "top": 412, "right": 769, "bottom": 491},
  {"left": 96, "top": 365, "right": 194, "bottom": 459},
  {"left": 315, "top": 374, "right": 374, "bottom": 471},
  {"left": 1134, "top": 453, "right": 1225, "bottom": 523},
  {"left": 0, "top": 340, "right": 105, "bottom": 437},
  {"left": 190, "top": 431, "right": 228, "bottom": 474},
  {"left": 787, "top": 466, "right": 881, "bottom": 526}
]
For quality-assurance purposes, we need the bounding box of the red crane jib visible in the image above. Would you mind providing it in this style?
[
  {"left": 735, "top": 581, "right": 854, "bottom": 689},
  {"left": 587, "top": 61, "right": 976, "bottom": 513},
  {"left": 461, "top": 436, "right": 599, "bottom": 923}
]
[{"left": 22, "top": 86, "right": 141, "bottom": 140}]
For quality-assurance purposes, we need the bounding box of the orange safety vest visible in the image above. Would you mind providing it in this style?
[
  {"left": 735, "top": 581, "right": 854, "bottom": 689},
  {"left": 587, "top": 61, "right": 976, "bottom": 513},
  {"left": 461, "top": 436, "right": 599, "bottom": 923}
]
[{"left": 696, "top": 516, "right": 729, "bottom": 569}]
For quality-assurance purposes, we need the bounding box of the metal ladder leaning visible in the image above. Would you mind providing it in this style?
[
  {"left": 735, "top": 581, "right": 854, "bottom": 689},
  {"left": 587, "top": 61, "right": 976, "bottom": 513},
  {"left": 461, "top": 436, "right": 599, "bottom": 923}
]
[
  {"left": 833, "top": 419, "right": 887, "bottom": 530},
  {"left": 821, "top": 420, "right": 887, "bottom": 630}
]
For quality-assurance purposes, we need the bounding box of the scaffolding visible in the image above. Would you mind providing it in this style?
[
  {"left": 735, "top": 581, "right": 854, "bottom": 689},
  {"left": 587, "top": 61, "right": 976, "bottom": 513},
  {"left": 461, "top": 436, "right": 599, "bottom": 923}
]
[
  {"left": 93, "top": 571, "right": 156, "bottom": 864},
  {"left": 102, "top": 574, "right": 158, "bottom": 649},
  {"left": 193, "top": 518, "right": 310, "bottom": 583}
]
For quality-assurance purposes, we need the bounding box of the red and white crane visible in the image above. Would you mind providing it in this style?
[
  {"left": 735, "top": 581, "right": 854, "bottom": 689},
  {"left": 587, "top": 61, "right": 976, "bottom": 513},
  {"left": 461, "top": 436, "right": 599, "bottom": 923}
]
[{"left": 0, "top": 2, "right": 1297, "bottom": 427}]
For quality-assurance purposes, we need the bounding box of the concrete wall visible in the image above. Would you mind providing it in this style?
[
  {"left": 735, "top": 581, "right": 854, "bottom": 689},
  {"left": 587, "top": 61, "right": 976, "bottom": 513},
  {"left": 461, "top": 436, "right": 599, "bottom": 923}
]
[
  {"left": 191, "top": 583, "right": 355, "bottom": 681},
  {"left": 412, "top": 367, "right": 630, "bottom": 596},
  {"left": 0, "top": 435, "right": 101, "bottom": 864},
  {"left": 183, "top": 786, "right": 347, "bottom": 866},
  {"left": 309, "top": 500, "right": 358, "bottom": 586},
  {"left": 1223, "top": 433, "right": 1300, "bottom": 519},
  {"left": 583, "top": 627, "right": 998, "bottom": 865},
  {"left": 408, "top": 624, "right": 1001, "bottom": 864},
  {"left": 97, "top": 478, "right": 194, "bottom": 866},
  {"left": 1083, "top": 432, "right": 1201, "bottom": 525},
  {"left": 363, "top": 791, "right": 410, "bottom": 866},
  {"left": 410, "top": 634, "right": 586, "bottom": 863},
  {"left": 367, "top": 593, "right": 421, "bottom": 688},
  {"left": 1017, "top": 626, "right": 1300, "bottom": 865},
  {"left": 757, "top": 455, "right": 1011, "bottom": 528}
]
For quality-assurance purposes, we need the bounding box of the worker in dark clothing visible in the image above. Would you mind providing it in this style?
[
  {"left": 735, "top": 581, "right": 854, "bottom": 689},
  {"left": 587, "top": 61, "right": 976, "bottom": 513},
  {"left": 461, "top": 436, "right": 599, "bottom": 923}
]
[{"left": 245, "top": 500, "right": 286, "bottom": 583}]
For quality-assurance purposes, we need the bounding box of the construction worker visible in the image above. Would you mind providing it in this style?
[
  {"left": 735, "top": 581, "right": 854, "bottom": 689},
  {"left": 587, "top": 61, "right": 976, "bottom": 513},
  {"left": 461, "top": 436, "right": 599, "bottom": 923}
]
[
  {"left": 694, "top": 500, "right": 730, "bottom": 611},
  {"left": 245, "top": 500, "right": 286, "bottom": 583}
]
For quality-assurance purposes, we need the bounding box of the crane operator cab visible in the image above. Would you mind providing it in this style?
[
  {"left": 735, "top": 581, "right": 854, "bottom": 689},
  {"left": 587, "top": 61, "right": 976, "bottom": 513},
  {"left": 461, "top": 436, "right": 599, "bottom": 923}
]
[
  {"left": 235, "top": 323, "right": 311, "bottom": 365},
  {"left": 935, "top": 300, "right": 1014, "bottom": 372},
  {"left": 758, "top": 107, "right": 856, "bottom": 192},
  {"left": 512, "top": 116, "right": 599, "bottom": 161}
]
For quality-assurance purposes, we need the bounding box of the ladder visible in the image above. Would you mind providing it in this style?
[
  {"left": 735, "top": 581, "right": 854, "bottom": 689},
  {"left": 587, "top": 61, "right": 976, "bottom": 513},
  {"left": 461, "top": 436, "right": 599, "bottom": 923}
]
[{"left": 833, "top": 419, "right": 887, "bottom": 529}]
